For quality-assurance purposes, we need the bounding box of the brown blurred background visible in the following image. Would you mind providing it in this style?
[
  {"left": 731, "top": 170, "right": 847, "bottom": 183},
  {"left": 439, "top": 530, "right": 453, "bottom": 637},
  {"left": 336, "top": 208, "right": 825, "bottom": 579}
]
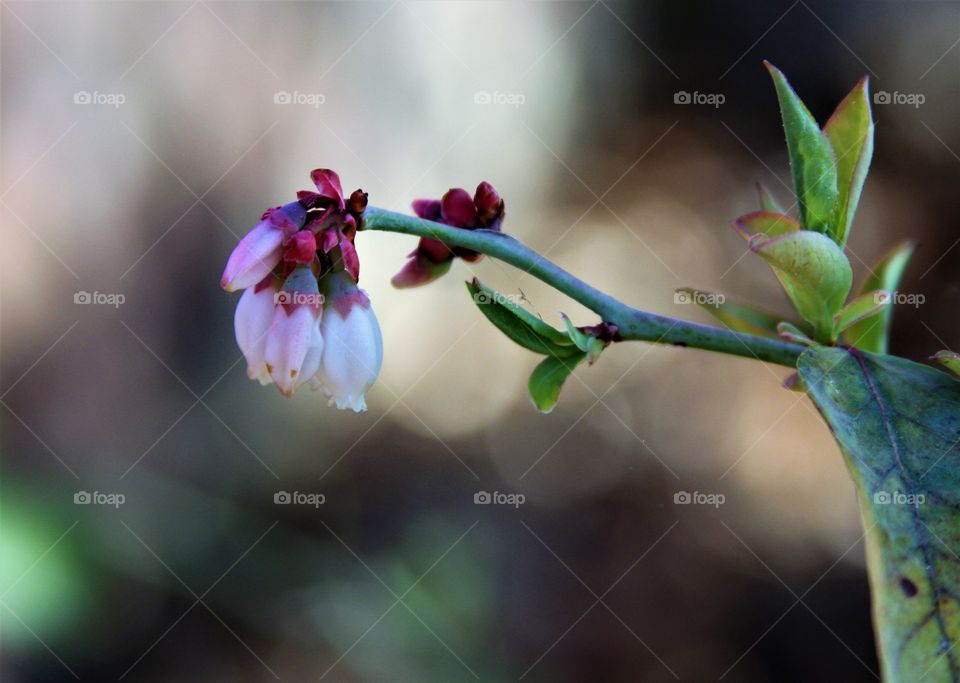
[{"left": 2, "top": 1, "right": 959, "bottom": 681}]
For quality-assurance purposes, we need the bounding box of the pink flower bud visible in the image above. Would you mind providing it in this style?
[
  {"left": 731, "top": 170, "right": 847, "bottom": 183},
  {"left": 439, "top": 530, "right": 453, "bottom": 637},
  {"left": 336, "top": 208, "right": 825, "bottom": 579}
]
[
  {"left": 312, "top": 273, "right": 382, "bottom": 411},
  {"left": 220, "top": 221, "right": 284, "bottom": 292},
  {"left": 233, "top": 280, "right": 277, "bottom": 384},
  {"left": 394, "top": 183, "right": 505, "bottom": 285},
  {"left": 412, "top": 198, "right": 442, "bottom": 220},
  {"left": 418, "top": 237, "right": 453, "bottom": 263},
  {"left": 474, "top": 181, "right": 504, "bottom": 226},
  {"left": 283, "top": 230, "right": 317, "bottom": 265},
  {"left": 440, "top": 188, "right": 477, "bottom": 228}
]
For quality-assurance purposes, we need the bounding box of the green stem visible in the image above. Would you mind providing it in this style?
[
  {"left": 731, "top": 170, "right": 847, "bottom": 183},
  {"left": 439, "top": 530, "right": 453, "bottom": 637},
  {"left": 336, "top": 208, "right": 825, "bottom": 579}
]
[{"left": 363, "top": 207, "right": 805, "bottom": 368}]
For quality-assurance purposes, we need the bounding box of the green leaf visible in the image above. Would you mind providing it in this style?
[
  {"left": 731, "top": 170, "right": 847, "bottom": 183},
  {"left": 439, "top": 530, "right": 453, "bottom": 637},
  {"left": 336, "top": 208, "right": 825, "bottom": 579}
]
[
  {"left": 834, "top": 290, "right": 891, "bottom": 335},
  {"left": 560, "top": 314, "right": 607, "bottom": 365},
  {"left": 756, "top": 182, "right": 787, "bottom": 214},
  {"left": 528, "top": 353, "right": 587, "bottom": 413},
  {"left": 844, "top": 242, "right": 916, "bottom": 354},
  {"left": 823, "top": 76, "right": 874, "bottom": 247},
  {"left": 799, "top": 347, "right": 960, "bottom": 683},
  {"left": 466, "top": 279, "right": 575, "bottom": 356},
  {"left": 932, "top": 351, "right": 960, "bottom": 378},
  {"left": 732, "top": 210, "right": 800, "bottom": 241},
  {"left": 676, "top": 287, "right": 808, "bottom": 340},
  {"left": 776, "top": 322, "right": 815, "bottom": 346},
  {"left": 561, "top": 313, "right": 592, "bottom": 353},
  {"left": 585, "top": 337, "right": 605, "bottom": 366},
  {"left": 749, "top": 230, "right": 853, "bottom": 341},
  {"left": 764, "top": 61, "right": 839, "bottom": 238}
]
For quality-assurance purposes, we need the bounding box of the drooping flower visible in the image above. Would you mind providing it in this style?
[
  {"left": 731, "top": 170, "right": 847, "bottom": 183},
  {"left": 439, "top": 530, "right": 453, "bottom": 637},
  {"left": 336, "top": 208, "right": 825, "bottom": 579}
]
[
  {"left": 311, "top": 271, "right": 383, "bottom": 412},
  {"left": 264, "top": 266, "right": 324, "bottom": 396},
  {"left": 392, "top": 182, "right": 504, "bottom": 288},
  {"left": 222, "top": 168, "right": 379, "bottom": 404},
  {"left": 234, "top": 278, "right": 279, "bottom": 385},
  {"left": 220, "top": 201, "right": 307, "bottom": 291}
]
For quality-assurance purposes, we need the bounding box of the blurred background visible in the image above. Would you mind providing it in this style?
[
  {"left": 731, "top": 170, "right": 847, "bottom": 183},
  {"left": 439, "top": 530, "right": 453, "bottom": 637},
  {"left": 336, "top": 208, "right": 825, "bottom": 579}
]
[{"left": 3, "top": 1, "right": 959, "bottom": 680}]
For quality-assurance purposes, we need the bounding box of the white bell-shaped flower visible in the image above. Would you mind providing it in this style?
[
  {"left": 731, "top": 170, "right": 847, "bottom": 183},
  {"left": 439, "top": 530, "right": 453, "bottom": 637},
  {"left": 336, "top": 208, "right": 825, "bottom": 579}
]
[{"left": 313, "top": 273, "right": 383, "bottom": 412}]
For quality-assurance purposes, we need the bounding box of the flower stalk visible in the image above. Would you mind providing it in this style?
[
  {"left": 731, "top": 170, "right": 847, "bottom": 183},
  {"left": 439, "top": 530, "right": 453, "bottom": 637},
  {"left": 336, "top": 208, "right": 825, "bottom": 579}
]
[{"left": 362, "top": 206, "right": 805, "bottom": 368}]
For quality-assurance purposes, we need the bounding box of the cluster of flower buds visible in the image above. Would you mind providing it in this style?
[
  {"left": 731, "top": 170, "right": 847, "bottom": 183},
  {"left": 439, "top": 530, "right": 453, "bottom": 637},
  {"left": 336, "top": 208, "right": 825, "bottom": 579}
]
[
  {"left": 220, "top": 169, "right": 382, "bottom": 411},
  {"left": 391, "top": 181, "right": 504, "bottom": 288}
]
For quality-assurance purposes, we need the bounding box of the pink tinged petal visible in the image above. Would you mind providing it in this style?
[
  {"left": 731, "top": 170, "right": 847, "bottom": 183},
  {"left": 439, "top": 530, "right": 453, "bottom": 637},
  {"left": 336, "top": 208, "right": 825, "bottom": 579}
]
[
  {"left": 296, "top": 191, "right": 322, "bottom": 210},
  {"left": 264, "top": 304, "right": 323, "bottom": 396},
  {"left": 390, "top": 254, "right": 453, "bottom": 289},
  {"left": 338, "top": 230, "right": 360, "bottom": 282},
  {"left": 440, "top": 188, "right": 477, "bottom": 227},
  {"left": 305, "top": 207, "right": 340, "bottom": 234},
  {"left": 234, "top": 285, "right": 277, "bottom": 381},
  {"left": 320, "top": 227, "right": 340, "bottom": 253},
  {"left": 263, "top": 201, "right": 307, "bottom": 238},
  {"left": 412, "top": 198, "right": 442, "bottom": 220},
  {"left": 283, "top": 230, "right": 317, "bottom": 264},
  {"left": 220, "top": 221, "right": 284, "bottom": 292},
  {"left": 316, "top": 302, "right": 383, "bottom": 412},
  {"left": 419, "top": 237, "right": 453, "bottom": 263},
  {"left": 310, "top": 169, "right": 345, "bottom": 209}
]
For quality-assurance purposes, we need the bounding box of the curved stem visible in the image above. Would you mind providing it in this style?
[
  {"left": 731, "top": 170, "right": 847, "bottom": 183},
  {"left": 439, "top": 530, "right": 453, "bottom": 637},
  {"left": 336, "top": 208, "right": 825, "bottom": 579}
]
[{"left": 363, "top": 207, "right": 805, "bottom": 368}]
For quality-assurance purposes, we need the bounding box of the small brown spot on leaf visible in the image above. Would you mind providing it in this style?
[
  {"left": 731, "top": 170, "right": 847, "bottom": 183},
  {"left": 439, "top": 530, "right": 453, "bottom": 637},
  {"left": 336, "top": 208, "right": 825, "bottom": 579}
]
[{"left": 899, "top": 577, "right": 919, "bottom": 598}]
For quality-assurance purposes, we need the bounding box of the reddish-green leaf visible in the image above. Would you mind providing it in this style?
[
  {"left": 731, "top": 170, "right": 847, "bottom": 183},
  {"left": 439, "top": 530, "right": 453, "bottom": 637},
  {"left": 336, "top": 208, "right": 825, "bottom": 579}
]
[{"left": 823, "top": 76, "right": 874, "bottom": 247}]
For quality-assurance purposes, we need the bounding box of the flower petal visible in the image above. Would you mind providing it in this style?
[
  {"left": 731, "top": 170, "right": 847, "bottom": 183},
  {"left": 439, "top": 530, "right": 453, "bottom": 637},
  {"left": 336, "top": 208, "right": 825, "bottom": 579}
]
[
  {"left": 221, "top": 221, "right": 284, "bottom": 292},
  {"left": 234, "top": 285, "right": 277, "bottom": 381},
  {"left": 265, "top": 305, "right": 323, "bottom": 396},
  {"left": 310, "top": 169, "right": 345, "bottom": 209}
]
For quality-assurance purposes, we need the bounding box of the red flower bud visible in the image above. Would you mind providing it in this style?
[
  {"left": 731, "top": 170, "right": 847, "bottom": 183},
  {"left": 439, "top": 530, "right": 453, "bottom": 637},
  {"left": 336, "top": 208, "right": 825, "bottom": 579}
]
[
  {"left": 474, "top": 181, "right": 503, "bottom": 225},
  {"left": 349, "top": 189, "right": 368, "bottom": 216},
  {"left": 418, "top": 237, "right": 454, "bottom": 264},
  {"left": 412, "top": 198, "right": 442, "bottom": 221},
  {"left": 440, "top": 188, "right": 477, "bottom": 228},
  {"left": 283, "top": 230, "right": 317, "bottom": 265}
]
